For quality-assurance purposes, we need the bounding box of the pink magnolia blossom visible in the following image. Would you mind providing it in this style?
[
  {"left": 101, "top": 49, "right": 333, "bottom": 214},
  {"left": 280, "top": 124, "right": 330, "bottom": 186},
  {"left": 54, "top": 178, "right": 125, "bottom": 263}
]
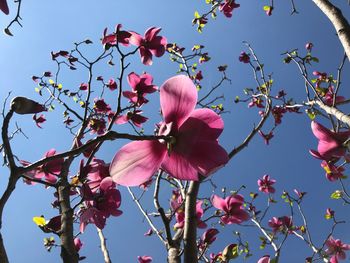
[
  {"left": 268, "top": 216, "right": 293, "bottom": 233},
  {"left": 265, "top": 6, "right": 273, "bottom": 16},
  {"left": 200, "top": 228, "right": 219, "bottom": 246},
  {"left": 0, "top": 0, "right": 9, "bottom": 15},
  {"left": 88, "top": 118, "right": 106, "bottom": 135},
  {"left": 219, "top": 0, "right": 240, "bottom": 18},
  {"left": 106, "top": 78, "right": 117, "bottom": 91},
  {"left": 79, "top": 177, "right": 122, "bottom": 232},
  {"left": 174, "top": 200, "right": 207, "bottom": 229},
  {"left": 79, "top": 83, "right": 88, "bottom": 91},
  {"left": 325, "top": 237, "right": 350, "bottom": 263},
  {"left": 321, "top": 161, "right": 345, "bottom": 181},
  {"left": 272, "top": 105, "right": 287, "bottom": 125},
  {"left": 110, "top": 75, "right": 229, "bottom": 186},
  {"left": 211, "top": 194, "right": 249, "bottom": 225},
  {"left": 21, "top": 149, "right": 64, "bottom": 184},
  {"left": 86, "top": 159, "right": 110, "bottom": 192},
  {"left": 102, "top": 24, "right": 131, "bottom": 48},
  {"left": 258, "top": 130, "right": 274, "bottom": 145},
  {"left": 170, "top": 190, "right": 183, "bottom": 211},
  {"left": 325, "top": 208, "right": 335, "bottom": 219},
  {"left": 144, "top": 229, "right": 153, "bottom": 236},
  {"left": 33, "top": 114, "right": 46, "bottom": 128},
  {"left": 129, "top": 27, "right": 167, "bottom": 65},
  {"left": 122, "top": 72, "right": 158, "bottom": 106},
  {"left": 305, "top": 42, "right": 313, "bottom": 51},
  {"left": 239, "top": 52, "right": 250, "bottom": 63},
  {"left": 248, "top": 97, "right": 264, "bottom": 108},
  {"left": 115, "top": 110, "right": 148, "bottom": 128},
  {"left": 310, "top": 121, "right": 350, "bottom": 161},
  {"left": 257, "top": 255, "right": 270, "bottom": 263},
  {"left": 74, "top": 238, "right": 83, "bottom": 252},
  {"left": 137, "top": 255, "right": 152, "bottom": 263},
  {"left": 257, "top": 175, "right": 276, "bottom": 194},
  {"left": 324, "top": 87, "right": 345, "bottom": 106},
  {"left": 93, "top": 98, "right": 111, "bottom": 114}
]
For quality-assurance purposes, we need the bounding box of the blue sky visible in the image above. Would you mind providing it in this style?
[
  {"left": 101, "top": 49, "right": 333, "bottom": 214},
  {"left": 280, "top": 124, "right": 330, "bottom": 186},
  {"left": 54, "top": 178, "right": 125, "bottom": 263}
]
[{"left": 0, "top": 0, "right": 349, "bottom": 262}]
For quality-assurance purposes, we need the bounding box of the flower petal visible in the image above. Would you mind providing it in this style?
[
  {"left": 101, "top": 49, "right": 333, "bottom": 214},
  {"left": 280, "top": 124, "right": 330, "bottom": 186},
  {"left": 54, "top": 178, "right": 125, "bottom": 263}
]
[
  {"left": 160, "top": 75, "right": 197, "bottom": 127},
  {"left": 129, "top": 31, "right": 143, "bottom": 46},
  {"left": 191, "top": 141, "right": 228, "bottom": 175},
  {"left": 110, "top": 141, "right": 166, "bottom": 186},
  {"left": 127, "top": 72, "right": 141, "bottom": 90},
  {"left": 179, "top": 108, "right": 224, "bottom": 141},
  {"left": 211, "top": 194, "right": 226, "bottom": 211},
  {"left": 0, "top": 0, "right": 9, "bottom": 15},
  {"left": 140, "top": 46, "right": 153, "bottom": 66},
  {"left": 161, "top": 151, "right": 198, "bottom": 180},
  {"left": 144, "top": 27, "right": 161, "bottom": 41}
]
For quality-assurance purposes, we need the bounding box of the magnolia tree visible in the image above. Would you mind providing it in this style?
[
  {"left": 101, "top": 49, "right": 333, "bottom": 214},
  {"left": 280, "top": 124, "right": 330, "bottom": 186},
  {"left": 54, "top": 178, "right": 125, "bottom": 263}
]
[{"left": 0, "top": 0, "right": 350, "bottom": 262}]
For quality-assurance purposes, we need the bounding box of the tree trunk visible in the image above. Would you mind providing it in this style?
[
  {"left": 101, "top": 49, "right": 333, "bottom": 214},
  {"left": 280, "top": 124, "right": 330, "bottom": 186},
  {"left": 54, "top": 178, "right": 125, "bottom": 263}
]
[{"left": 183, "top": 181, "right": 200, "bottom": 263}]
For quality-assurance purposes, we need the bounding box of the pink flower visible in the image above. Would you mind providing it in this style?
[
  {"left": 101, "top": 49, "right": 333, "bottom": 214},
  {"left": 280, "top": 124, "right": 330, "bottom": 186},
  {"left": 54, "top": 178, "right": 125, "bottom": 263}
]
[
  {"left": 265, "top": 6, "right": 273, "bottom": 16},
  {"left": 200, "top": 228, "right": 219, "bottom": 246},
  {"left": 86, "top": 159, "right": 110, "bottom": 192},
  {"left": 106, "top": 78, "right": 117, "bottom": 91},
  {"left": 110, "top": 75, "right": 229, "bottom": 186},
  {"left": 323, "top": 87, "right": 345, "bottom": 106},
  {"left": 194, "top": 70, "right": 203, "bottom": 82},
  {"left": 170, "top": 190, "right": 183, "bottom": 211},
  {"left": 211, "top": 194, "right": 249, "bottom": 225},
  {"left": 93, "top": 98, "right": 111, "bottom": 114},
  {"left": 33, "top": 114, "right": 46, "bottom": 128},
  {"left": 325, "top": 208, "right": 335, "bottom": 219},
  {"left": 321, "top": 161, "right": 345, "bottom": 181},
  {"left": 0, "top": 0, "right": 9, "bottom": 15},
  {"left": 79, "top": 177, "right": 122, "bottom": 232},
  {"left": 122, "top": 72, "right": 158, "bottom": 106},
  {"left": 79, "top": 83, "right": 88, "bottom": 91},
  {"left": 248, "top": 97, "right": 264, "bottom": 108},
  {"left": 74, "top": 238, "right": 83, "bottom": 252},
  {"left": 257, "top": 255, "right": 270, "bottom": 263},
  {"left": 89, "top": 118, "right": 106, "bottom": 135},
  {"left": 268, "top": 216, "right": 293, "bottom": 233},
  {"left": 272, "top": 106, "right": 287, "bottom": 125},
  {"left": 174, "top": 200, "right": 207, "bottom": 229},
  {"left": 21, "top": 149, "right": 64, "bottom": 184},
  {"left": 239, "top": 52, "right": 250, "bottom": 63},
  {"left": 115, "top": 110, "right": 148, "bottom": 128},
  {"left": 305, "top": 42, "right": 313, "bottom": 51},
  {"left": 129, "top": 27, "right": 167, "bottom": 65},
  {"left": 102, "top": 24, "right": 131, "bottom": 48},
  {"left": 325, "top": 237, "right": 350, "bottom": 263},
  {"left": 138, "top": 255, "right": 152, "bottom": 263},
  {"left": 257, "top": 175, "right": 276, "bottom": 194},
  {"left": 144, "top": 229, "right": 153, "bottom": 236},
  {"left": 219, "top": 0, "right": 240, "bottom": 18},
  {"left": 258, "top": 130, "right": 274, "bottom": 145},
  {"left": 310, "top": 121, "right": 350, "bottom": 161}
]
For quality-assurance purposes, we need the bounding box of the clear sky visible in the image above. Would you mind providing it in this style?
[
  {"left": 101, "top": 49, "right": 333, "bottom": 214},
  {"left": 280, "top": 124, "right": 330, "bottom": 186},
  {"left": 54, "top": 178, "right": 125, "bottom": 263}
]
[{"left": 0, "top": 0, "right": 349, "bottom": 262}]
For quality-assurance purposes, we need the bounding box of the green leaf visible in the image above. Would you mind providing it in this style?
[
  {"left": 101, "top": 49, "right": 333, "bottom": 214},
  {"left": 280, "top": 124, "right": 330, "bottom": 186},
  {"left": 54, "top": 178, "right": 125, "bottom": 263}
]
[
  {"left": 312, "top": 57, "right": 319, "bottom": 63},
  {"left": 263, "top": 5, "right": 271, "bottom": 11},
  {"left": 330, "top": 190, "right": 343, "bottom": 199},
  {"left": 194, "top": 11, "right": 200, "bottom": 18}
]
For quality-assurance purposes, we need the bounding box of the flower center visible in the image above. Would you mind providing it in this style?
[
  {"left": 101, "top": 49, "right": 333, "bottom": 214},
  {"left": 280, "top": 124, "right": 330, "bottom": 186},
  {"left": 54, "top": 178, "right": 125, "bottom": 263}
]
[{"left": 157, "top": 122, "right": 177, "bottom": 156}]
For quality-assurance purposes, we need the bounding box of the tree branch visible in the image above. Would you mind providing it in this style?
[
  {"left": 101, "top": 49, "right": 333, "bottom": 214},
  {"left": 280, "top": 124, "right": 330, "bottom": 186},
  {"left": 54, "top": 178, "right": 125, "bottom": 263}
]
[{"left": 312, "top": 0, "right": 350, "bottom": 61}]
